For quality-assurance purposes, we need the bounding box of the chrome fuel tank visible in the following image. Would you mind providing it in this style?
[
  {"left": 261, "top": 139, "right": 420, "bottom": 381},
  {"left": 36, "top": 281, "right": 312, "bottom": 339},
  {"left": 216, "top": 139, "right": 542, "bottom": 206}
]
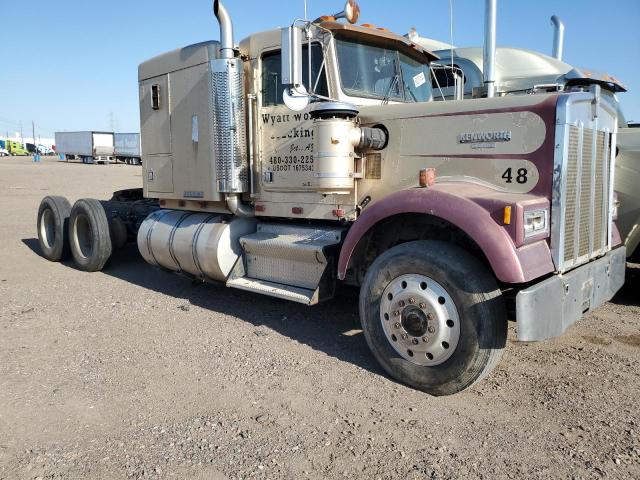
[{"left": 137, "top": 209, "right": 256, "bottom": 281}]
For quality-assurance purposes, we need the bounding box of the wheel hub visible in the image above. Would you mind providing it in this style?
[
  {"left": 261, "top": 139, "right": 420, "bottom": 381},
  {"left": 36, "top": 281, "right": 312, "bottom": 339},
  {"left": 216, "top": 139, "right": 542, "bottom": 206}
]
[
  {"left": 401, "top": 306, "right": 429, "bottom": 337},
  {"left": 380, "top": 274, "right": 460, "bottom": 366}
]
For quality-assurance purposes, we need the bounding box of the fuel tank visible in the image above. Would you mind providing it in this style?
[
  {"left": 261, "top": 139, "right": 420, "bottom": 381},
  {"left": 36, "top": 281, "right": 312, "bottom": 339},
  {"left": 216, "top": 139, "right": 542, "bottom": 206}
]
[{"left": 137, "top": 209, "right": 256, "bottom": 281}]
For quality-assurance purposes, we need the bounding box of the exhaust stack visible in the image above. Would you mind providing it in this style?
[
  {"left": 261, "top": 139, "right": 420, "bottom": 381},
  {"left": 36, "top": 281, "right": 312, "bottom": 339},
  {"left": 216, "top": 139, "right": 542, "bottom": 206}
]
[
  {"left": 550, "top": 15, "right": 565, "bottom": 61},
  {"left": 210, "top": 0, "right": 253, "bottom": 215},
  {"left": 214, "top": 0, "right": 234, "bottom": 59},
  {"left": 483, "top": 0, "right": 497, "bottom": 98}
]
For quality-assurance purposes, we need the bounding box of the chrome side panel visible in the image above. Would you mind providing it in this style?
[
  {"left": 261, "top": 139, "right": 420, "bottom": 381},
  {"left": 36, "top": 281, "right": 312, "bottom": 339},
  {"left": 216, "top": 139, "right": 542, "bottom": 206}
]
[{"left": 550, "top": 91, "right": 618, "bottom": 272}]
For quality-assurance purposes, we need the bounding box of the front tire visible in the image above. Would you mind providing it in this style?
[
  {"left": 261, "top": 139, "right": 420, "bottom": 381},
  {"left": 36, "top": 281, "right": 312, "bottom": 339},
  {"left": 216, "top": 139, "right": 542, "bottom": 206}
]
[
  {"left": 359, "top": 240, "right": 507, "bottom": 396},
  {"left": 69, "top": 198, "right": 112, "bottom": 271}
]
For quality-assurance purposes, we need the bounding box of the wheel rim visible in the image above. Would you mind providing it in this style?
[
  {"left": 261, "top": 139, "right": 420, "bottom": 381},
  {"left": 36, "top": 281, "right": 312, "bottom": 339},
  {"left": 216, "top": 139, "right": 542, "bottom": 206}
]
[
  {"left": 40, "top": 208, "right": 56, "bottom": 249},
  {"left": 380, "top": 274, "right": 460, "bottom": 366},
  {"left": 73, "top": 213, "right": 93, "bottom": 259}
]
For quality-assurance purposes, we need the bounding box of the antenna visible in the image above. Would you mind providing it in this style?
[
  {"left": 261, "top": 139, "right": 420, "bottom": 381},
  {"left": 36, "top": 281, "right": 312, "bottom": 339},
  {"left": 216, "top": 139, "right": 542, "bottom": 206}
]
[{"left": 449, "top": 0, "right": 455, "bottom": 90}]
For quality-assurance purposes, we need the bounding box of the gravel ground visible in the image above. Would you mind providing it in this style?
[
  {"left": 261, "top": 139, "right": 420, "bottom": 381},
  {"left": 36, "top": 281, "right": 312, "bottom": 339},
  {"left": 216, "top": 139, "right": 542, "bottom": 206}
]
[{"left": 0, "top": 156, "right": 638, "bottom": 480}]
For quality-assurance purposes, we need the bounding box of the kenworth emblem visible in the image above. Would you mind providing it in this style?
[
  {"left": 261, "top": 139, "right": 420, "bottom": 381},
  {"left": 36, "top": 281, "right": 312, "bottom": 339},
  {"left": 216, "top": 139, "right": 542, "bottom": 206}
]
[{"left": 457, "top": 130, "right": 512, "bottom": 143}]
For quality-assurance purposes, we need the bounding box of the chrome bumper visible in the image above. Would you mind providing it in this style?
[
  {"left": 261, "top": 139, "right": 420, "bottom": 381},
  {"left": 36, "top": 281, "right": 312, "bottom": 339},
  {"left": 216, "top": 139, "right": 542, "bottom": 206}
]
[{"left": 515, "top": 247, "right": 626, "bottom": 341}]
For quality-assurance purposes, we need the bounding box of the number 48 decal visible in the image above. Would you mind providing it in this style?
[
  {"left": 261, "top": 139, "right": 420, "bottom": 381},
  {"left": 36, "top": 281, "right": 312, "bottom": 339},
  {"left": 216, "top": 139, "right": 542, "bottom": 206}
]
[{"left": 502, "top": 167, "right": 528, "bottom": 184}]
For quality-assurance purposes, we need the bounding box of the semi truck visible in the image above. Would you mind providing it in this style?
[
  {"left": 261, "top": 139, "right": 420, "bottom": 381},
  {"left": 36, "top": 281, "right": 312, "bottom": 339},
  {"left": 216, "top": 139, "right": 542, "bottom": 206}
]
[
  {"left": 5, "top": 140, "right": 29, "bottom": 156},
  {"left": 0, "top": 140, "right": 7, "bottom": 156},
  {"left": 114, "top": 132, "right": 142, "bottom": 165},
  {"left": 35, "top": 0, "right": 625, "bottom": 396},
  {"left": 54, "top": 131, "right": 115, "bottom": 163}
]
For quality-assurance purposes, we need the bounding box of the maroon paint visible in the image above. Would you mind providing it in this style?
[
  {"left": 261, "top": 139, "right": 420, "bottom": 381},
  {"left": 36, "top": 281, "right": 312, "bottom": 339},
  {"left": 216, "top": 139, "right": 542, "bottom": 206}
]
[{"left": 338, "top": 184, "right": 555, "bottom": 284}]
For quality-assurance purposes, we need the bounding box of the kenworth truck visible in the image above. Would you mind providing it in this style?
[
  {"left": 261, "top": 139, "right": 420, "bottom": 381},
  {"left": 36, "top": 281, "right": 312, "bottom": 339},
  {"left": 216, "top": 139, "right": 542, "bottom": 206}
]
[{"left": 35, "top": 0, "right": 625, "bottom": 395}]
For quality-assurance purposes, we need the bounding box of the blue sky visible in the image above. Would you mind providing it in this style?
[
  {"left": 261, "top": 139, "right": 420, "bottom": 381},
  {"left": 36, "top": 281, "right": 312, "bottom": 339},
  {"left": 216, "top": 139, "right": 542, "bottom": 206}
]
[{"left": 0, "top": 0, "right": 638, "bottom": 138}]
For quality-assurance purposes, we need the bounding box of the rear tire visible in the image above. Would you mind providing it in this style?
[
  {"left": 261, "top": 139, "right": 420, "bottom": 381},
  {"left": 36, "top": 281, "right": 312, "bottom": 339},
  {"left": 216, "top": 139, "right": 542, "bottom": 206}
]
[
  {"left": 69, "top": 198, "right": 112, "bottom": 271},
  {"left": 359, "top": 240, "right": 507, "bottom": 396},
  {"left": 37, "top": 196, "right": 71, "bottom": 262}
]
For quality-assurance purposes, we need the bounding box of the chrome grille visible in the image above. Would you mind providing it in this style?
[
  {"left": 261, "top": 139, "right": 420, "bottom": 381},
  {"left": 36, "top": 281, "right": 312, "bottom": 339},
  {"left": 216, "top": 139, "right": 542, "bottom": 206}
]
[{"left": 561, "top": 124, "right": 611, "bottom": 269}]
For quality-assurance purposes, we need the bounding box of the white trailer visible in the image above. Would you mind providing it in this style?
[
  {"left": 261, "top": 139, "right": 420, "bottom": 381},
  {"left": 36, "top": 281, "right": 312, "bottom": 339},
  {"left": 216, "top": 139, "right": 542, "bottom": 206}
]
[
  {"left": 114, "top": 133, "right": 142, "bottom": 165},
  {"left": 55, "top": 131, "right": 114, "bottom": 164}
]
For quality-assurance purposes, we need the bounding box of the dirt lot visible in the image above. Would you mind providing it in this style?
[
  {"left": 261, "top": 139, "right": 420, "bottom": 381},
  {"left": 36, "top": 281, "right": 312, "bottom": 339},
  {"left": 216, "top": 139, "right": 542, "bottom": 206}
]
[{"left": 0, "top": 155, "right": 638, "bottom": 480}]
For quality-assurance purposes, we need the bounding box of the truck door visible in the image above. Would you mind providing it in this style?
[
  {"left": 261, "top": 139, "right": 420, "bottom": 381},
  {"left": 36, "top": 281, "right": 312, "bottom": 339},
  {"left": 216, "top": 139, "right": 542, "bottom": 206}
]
[{"left": 258, "top": 44, "right": 328, "bottom": 192}]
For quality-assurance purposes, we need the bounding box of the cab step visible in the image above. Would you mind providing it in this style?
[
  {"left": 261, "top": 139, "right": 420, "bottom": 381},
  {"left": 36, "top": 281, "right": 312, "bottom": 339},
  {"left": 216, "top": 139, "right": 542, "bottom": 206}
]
[
  {"left": 226, "top": 277, "right": 318, "bottom": 305},
  {"left": 226, "top": 223, "right": 345, "bottom": 304}
]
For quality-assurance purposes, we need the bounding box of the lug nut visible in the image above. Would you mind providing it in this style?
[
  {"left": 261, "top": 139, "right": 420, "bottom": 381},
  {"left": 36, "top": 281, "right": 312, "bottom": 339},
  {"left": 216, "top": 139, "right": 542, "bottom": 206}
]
[
  {"left": 419, "top": 302, "right": 427, "bottom": 309},
  {"left": 408, "top": 297, "right": 416, "bottom": 304},
  {"left": 428, "top": 326, "right": 436, "bottom": 334},
  {"left": 401, "top": 333, "right": 408, "bottom": 340},
  {"left": 394, "top": 322, "right": 401, "bottom": 329},
  {"left": 412, "top": 338, "right": 419, "bottom": 345},
  {"left": 426, "top": 313, "right": 434, "bottom": 321},
  {"left": 398, "top": 300, "right": 405, "bottom": 307},
  {"left": 393, "top": 310, "right": 400, "bottom": 317},
  {"left": 422, "top": 336, "right": 429, "bottom": 343}
]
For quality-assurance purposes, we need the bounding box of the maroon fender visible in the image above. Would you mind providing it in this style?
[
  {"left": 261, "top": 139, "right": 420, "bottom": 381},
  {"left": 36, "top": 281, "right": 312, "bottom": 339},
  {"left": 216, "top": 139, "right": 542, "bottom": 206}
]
[{"left": 338, "top": 185, "right": 555, "bottom": 284}]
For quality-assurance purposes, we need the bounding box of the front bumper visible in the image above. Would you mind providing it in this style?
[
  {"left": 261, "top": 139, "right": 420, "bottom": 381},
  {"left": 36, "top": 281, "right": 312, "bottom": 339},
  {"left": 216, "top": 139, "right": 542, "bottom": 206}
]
[{"left": 515, "top": 247, "right": 626, "bottom": 341}]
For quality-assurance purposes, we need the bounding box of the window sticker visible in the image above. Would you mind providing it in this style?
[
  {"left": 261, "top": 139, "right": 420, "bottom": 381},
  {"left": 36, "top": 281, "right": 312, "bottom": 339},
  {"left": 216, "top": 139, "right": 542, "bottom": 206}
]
[{"left": 413, "top": 71, "right": 426, "bottom": 88}]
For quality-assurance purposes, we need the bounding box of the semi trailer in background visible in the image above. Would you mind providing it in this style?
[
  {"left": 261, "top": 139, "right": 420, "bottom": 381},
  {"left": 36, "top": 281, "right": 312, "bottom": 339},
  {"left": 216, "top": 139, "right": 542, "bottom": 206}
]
[
  {"left": 55, "top": 131, "right": 114, "bottom": 164},
  {"left": 114, "top": 133, "right": 141, "bottom": 165}
]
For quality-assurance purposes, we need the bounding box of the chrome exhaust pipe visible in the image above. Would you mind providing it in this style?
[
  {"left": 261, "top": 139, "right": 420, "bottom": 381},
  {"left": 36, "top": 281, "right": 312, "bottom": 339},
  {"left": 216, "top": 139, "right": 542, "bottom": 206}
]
[
  {"left": 483, "top": 0, "right": 497, "bottom": 98},
  {"left": 214, "top": 0, "right": 234, "bottom": 59},
  {"left": 550, "top": 15, "right": 565, "bottom": 61}
]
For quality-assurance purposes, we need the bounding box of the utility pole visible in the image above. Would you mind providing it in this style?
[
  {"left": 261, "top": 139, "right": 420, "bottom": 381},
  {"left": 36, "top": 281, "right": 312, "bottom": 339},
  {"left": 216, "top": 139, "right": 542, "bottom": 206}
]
[
  {"left": 19, "top": 121, "right": 23, "bottom": 143},
  {"left": 32, "top": 120, "right": 36, "bottom": 146}
]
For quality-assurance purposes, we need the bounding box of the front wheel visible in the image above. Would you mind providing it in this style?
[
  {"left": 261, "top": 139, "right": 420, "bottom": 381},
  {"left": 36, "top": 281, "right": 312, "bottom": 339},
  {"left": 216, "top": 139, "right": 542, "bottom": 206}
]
[{"left": 359, "top": 240, "right": 507, "bottom": 396}]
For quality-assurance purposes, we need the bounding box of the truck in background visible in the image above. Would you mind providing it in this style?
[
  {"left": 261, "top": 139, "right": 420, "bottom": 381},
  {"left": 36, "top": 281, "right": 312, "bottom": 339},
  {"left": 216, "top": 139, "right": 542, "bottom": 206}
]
[
  {"left": 55, "top": 131, "right": 114, "bottom": 164},
  {"left": 5, "top": 140, "right": 29, "bottom": 156},
  {"left": 0, "top": 140, "right": 8, "bottom": 156},
  {"left": 114, "top": 133, "right": 141, "bottom": 165}
]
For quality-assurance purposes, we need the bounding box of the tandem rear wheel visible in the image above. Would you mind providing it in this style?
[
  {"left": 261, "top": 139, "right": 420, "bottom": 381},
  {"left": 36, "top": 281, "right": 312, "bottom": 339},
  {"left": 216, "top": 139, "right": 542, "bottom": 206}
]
[
  {"left": 69, "top": 198, "right": 113, "bottom": 272},
  {"left": 359, "top": 240, "right": 507, "bottom": 396},
  {"left": 36, "top": 196, "right": 114, "bottom": 271}
]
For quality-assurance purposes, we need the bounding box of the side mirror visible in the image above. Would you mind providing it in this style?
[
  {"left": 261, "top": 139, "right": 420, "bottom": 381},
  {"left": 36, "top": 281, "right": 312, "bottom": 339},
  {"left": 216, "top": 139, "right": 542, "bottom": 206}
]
[
  {"left": 281, "top": 26, "right": 309, "bottom": 111},
  {"left": 281, "top": 26, "right": 303, "bottom": 89}
]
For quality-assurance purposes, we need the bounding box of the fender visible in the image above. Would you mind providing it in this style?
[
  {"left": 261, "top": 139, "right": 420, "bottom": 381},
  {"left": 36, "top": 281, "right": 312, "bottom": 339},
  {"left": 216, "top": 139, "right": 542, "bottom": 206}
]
[{"left": 338, "top": 185, "right": 555, "bottom": 284}]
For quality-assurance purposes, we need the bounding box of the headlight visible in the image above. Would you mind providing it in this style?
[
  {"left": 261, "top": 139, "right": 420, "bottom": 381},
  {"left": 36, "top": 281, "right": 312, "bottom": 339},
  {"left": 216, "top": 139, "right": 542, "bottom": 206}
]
[{"left": 524, "top": 209, "right": 548, "bottom": 238}]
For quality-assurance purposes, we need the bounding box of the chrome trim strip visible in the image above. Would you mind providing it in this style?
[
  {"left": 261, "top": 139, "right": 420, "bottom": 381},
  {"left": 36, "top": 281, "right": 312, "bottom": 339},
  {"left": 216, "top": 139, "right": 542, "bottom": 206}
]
[
  {"left": 572, "top": 121, "right": 584, "bottom": 265},
  {"left": 588, "top": 118, "right": 597, "bottom": 256}
]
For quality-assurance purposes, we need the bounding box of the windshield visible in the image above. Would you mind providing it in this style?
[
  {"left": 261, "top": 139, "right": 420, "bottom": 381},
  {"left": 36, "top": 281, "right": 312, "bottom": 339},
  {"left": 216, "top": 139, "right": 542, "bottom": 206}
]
[{"left": 335, "top": 38, "right": 432, "bottom": 103}]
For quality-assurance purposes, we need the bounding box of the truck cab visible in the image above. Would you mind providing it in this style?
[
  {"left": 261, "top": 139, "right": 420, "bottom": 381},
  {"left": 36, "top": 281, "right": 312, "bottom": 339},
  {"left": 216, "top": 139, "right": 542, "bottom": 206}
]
[{"left": 6, "top": 140, "right": 28, "bottom": 156}]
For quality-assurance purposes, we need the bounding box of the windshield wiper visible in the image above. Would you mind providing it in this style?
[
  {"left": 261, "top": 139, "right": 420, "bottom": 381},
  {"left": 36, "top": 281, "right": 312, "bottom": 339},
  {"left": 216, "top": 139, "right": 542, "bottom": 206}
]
[{"left": 382, "top": 74, "right": 399, "bottom": 105}]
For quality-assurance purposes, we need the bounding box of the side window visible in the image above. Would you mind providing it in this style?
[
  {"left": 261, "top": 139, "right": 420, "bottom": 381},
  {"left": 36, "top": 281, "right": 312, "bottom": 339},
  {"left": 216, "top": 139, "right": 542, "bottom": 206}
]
[
  {"left": 261, "top": 44, "right": 328, "bottom": 107},
  {"left": 431, "top": 64, "right": 466, "bottom": 89}
]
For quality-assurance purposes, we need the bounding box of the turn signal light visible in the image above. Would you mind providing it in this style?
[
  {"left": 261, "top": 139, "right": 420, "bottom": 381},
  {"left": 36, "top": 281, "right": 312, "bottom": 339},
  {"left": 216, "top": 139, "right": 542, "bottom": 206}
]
[{"left": 503, "top": 206, "right": 512, "bottom": 225}]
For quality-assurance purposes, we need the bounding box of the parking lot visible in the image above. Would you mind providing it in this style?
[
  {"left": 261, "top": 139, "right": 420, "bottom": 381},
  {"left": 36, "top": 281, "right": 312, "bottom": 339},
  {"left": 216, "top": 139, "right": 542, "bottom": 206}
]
[{"left": 0, "top": 156, "right": 638, "bottom": 479}]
